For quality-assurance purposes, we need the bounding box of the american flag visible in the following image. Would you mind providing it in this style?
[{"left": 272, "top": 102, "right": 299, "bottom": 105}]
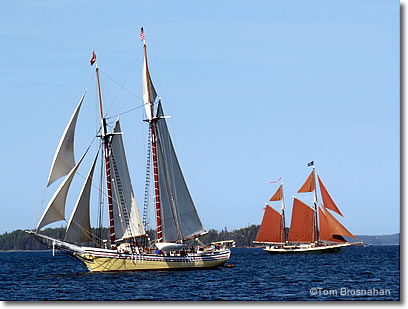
[{"left": 140, "top": 27, "right": 145, "bottom": 41}]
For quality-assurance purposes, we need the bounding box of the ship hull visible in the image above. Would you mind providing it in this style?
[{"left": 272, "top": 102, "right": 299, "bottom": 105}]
[
  {"left": 74, "top": 248, "right": 231, "bottom": 272},
  {"left": 263, "top": 243, "right": 351, "bottom": 254},
  {"left": 27, "top": 232, "right": 231, "bottom": 272}
]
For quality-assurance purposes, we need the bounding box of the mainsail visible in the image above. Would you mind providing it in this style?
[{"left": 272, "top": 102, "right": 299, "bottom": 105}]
[
  {"left": 109, "top": 120, "right": 146, "bottom": 241},
  {"left": 287, "top": 197, "right": 315, "bottom": 243},
  {"left": 37, "top": 150, "right": 87, "bottom": 231},
  {"left": 254, "top": 205, "right": 284, "bottom": 243},
  {"left": 64, "top": 153, "right": 98, "bottom": 243},
  {"left": 155, "top": 102, "right": 206, "bottom": 242},
  {"left": 47, "top": 94, "right": 85, "bottom": 187}
]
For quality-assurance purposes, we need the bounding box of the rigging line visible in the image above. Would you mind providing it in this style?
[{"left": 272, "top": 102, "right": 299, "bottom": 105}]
[
  {"left": 109, "top": 153, "right": 131, "bottom": 237},
  {"left": 73, "top": 141, "right": 132, "bottom": 237},
  {"left": 34, "top": 187, "right": 49, "bottom": 231},
  {"left": 75, "top": 144, "right": 107, "bottom": 198},
  {"left": 64, "top": 218, "right": 95, "bottom": 242},
  {"left": 86, "top": 71, "right": 96, "bottom": 92},
  {"left": 106, "top": 104, "right": 145, "bottom": 120},
  {"left": 99, "top": 68, "right": 144, "bottom": 103},
  {"left": 96, "top": 143, "right": 105, "bottom": 247}
]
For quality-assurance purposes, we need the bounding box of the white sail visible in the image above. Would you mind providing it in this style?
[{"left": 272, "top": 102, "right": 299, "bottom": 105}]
[
  {"left": 47, "top": 93, "right": 85, "bottom": 187},
  {"left": 155, "top": 102, "right": 206, "bottom": 242},
  {"left": 64, "top": 153, "right": 98, "bottom": 243},
  {"left": 142, "top": 48, "right": 157, "bottom": 121},
  {"left": 37, "top": 150, "right": 87, "bottom": 231},
  {"left": 109, "top": 120, "right": 146, "bottom": 240}
]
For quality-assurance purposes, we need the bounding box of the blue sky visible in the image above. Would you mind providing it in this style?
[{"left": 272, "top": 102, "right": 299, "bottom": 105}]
[{"left": 0, "top": 0, "right": 400, "bottom": 236}]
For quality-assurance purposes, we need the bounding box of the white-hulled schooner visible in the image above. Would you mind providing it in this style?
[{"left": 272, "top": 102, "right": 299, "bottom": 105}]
[
  {"left": 27, "top": 29, "right": 234, "bottom": 272},
  {"left": 254, "top": 162, "right": 361, "bottom": 254}
]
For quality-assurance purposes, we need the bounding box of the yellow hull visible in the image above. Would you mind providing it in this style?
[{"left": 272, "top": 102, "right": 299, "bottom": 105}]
[
  {"left": 75, "top": 249, "right": 231, "bottom": 272},
  {"left": 26, "top": 232, "right": 234, "bottom": 273}
]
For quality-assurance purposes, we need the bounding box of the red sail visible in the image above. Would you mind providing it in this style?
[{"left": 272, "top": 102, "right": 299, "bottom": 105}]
[
  {"left": 255, "top": 205, "right": 284, "bottom": 243},
  {"left": 269, "top": 184, "right": 283, "bottom": 201},
  {"left": 318, "top": 206, "right": 332, "bottom": 241},
  {"left": 317, "top": 175, "right": 343, "bottom": 217},
  {"left": 319, "top": 206, "right": 346, "bottom": 242},
  {"left": 288, "top": 198, "right": 315, "bottom": 243},
  {"left": 297, "top": 170, "right": 315, "bottom": 193},
  {"left": 324, "top": 206, "right": 356, "bottom": 239}
]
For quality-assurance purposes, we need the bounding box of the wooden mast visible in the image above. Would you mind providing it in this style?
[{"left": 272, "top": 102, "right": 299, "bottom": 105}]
[
  {"left": 281, "top": 185, "right": 287, "bottom": 243},
  {"left": 143, "top": 39, "right": 163, "bottom": 242},
  {"left": 94, "top": 57, "right": 116, "bottom": 249},
  {"left": 312, "top": 167, "right": 319, "bottom": 243}
]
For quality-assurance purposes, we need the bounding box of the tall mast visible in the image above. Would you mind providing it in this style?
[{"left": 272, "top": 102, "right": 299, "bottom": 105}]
[
  {"left": 312, "top": 166, "right": 319, "bottom": 242},
  {"left": 92, "top": 52, "right": 116, "bottom": 248},
  {"left": 281, "top": 185, "right": 287, "bottom": 243},
  {"left": 142, "top": 32, "right": 163, "bottom": 242}
]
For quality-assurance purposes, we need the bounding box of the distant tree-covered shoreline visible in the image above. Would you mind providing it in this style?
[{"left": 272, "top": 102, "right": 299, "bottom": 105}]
[
  {"left": 0, "top": 227, "right": 399, "bottom": 251},
  {"left": 0, "top": 225, "right": 264, "bottom": 251}
]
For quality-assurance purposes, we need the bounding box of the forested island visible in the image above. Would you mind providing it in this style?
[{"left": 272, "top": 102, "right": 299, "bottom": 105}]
[
  {"left": 0, "top": 225, "right": 260, "bottom": 251},
  {"left": 0, "top": 226, "right": 399, "bottom": 251}
]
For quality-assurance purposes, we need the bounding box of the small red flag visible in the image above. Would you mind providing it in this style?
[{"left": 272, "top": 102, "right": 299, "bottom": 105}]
[
  {"left": 90, "top": 50, "right": 96, "bottom": 66},
  {"left": 269, "top": 177, "right": 282, "bottom": 183}
]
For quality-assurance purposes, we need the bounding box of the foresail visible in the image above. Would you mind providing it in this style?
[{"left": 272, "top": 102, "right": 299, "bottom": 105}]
[
  {"left": 37, "top": 149, "right": 87, "bottom": 231},
  {"left": 155, "top": 102, "right": 206, "bottom": 242},
  {"left": 109, "top": 120, "right": 146, "bottom": 241},
  {"left": 47, "top": 93, "right": 85, "bottom": 187},
  {"left": 64, "top": 153, "right": 98, "bottom": 243},
  {"left": 254, "top": 205, "right": 284, "bottom": 243}
]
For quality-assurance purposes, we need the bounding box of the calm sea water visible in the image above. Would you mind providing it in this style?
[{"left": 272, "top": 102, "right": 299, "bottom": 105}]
[{"left": 0, "top": 246, "right": 399, "bottom": 301}]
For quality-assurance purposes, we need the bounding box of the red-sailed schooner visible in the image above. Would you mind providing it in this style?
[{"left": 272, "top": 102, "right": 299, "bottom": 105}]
[{"left": 254, "top": 162, "right": 361, "bottom": 254}]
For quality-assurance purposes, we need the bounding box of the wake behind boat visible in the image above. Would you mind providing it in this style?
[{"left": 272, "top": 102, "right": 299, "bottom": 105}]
[
  {"left": 254, "top": 162, "right": 361, "bottom": 254},
  {"left": 27, "top": 28, "right": 234, "bottom": 272}
]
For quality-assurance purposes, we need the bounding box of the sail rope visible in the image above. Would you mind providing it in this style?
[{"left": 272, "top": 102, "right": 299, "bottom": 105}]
[
  {"left": 96, "top": 142, "right": 105, "bottom": 247},
  {"left": 99, "top": 68, "right": 142, "bottom": 103},
  {"left": 96, "top": 48, "right": 145, "bottom": 121},
  {"left": 142, "top": 123, "right": 152, "bottom": 230},
  {"left": 109, "top": 151, "right": 134, "bottom": 239},
  {"left": 106, "top": 104, "right": 145, "bottom": 120},
  {"left": 98, "top": 47, "right": 144, "bottom": 118}
]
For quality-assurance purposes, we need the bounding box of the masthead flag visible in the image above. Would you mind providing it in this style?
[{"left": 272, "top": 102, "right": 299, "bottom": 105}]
[
  {"left": 90, "top": 50, "right": 96, "bottom": 66},
  {"left": 140, "top": 27, "right": 145, "bottom": 41},
  {"left": 307, "top": 161, "right": 314, "bottom": 167}
]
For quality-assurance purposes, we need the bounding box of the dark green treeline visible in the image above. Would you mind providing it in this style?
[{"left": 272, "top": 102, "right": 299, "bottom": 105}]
[{"left": 0, "top": 225, "right": 266, "bottom": 251}]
